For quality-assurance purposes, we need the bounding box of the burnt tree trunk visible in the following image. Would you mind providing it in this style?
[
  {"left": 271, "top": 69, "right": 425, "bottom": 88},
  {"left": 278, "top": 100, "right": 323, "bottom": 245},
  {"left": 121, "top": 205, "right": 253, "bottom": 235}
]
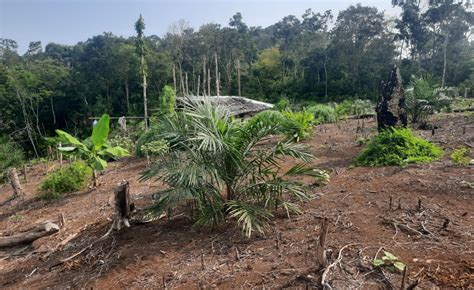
[
  {"left": 105, "top": 181, "right": 132, "bottom": 237},
  {"left": 376, "top": 66, "right": 407, "bottom": 131}
]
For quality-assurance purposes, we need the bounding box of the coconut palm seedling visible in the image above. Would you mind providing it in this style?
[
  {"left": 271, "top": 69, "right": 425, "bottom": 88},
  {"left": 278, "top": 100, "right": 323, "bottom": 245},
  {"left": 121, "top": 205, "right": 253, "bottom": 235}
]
[
  {"left": 140, "top": 99, "right": 321, "bottom": 237},
  {"left": 54, "top": 114, "right": 129, "bottom": 187}
]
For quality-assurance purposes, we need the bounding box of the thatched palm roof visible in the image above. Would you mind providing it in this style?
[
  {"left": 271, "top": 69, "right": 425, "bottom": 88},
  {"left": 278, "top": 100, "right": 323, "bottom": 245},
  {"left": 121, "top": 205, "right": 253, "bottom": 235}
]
[{"left": 177, "top": 96, "right": 273, "bottom": 117}]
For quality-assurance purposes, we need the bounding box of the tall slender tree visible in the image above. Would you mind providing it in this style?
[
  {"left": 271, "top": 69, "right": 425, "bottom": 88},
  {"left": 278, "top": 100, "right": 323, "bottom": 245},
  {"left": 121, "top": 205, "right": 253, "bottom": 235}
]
[{"left": 135, "top": 14, "right": 148, "bottom": 128}]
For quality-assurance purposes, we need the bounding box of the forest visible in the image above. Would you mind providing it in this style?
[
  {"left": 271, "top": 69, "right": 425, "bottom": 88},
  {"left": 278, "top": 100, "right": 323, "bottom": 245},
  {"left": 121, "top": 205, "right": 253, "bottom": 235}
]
[
  {"left": 0, "top": 0, "right": 473, "bottom": 288},
  {"left": 1, "top": 1, "right": 472, "bottom": 156}
]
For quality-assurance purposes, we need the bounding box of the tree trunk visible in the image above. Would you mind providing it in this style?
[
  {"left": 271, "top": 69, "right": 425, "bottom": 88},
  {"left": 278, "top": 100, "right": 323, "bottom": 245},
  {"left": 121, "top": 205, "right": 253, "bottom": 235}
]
[
  {"left": 142, "top": 55, "right": 148, "bottom": 129},
  {"left": 324, "top": 55, "right": 328, "bottom": 101},
  {"left": 197, "top": 75, "right": 201, "bottom": 96},
  {"left": 237, "top": 58, "right": 241, "bottom": 97},
  {"left": 125, "top": 81, "right": 130, "bottom": 111},
  {"left": 185, "top": 72, "right": 189, "bottom": 96},
  {"left": 172, "top": 64, "right": 177, "bottom": 94},
  {"left": 202, "top": 56, "right": 207, "bottom": 96},
  {"left": 0, "top": 222, "right": 59, "bottom": 248},
  {"left": 50, "top": 97, "right": 56, "bottom": 125},
  {"left": 441, "top": 36, "right": 448, "bottom": 88},
  {"left": 215, "top": 51, "right": 220, "bottom": 97},
  {"left": 208, "top": 68, "right": 211, "bottom": 96},
  {"left": 7, "top": 167, "right": 25, "bottom": 199},
  {"left": 104, "top": 181, "right": 132, "bottom": 237}
]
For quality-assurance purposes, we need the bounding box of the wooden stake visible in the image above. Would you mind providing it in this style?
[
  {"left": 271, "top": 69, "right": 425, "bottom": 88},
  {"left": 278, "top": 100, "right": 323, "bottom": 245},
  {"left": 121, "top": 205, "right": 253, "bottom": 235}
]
[
  {"left": 317, "top": 217, "right": 329, "bottom": 267},
  {"left": 23, "top": 164, "right": 27, "bottom": 183},
  {"left": 400, "top": 265, "right": 407, "bottom": 290}
]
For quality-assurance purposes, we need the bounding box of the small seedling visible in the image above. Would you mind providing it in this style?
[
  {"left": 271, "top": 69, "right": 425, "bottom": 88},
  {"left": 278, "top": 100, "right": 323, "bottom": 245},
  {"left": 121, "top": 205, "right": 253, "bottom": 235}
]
[
  {"left": 373, "top": 251, "right": 406, "bottom": 272},
  {"left": 451, "top": 147, "right": 471, "bottom": 166},
  {"left": 8, "top": 213, "right": 24, "bottom": 222}
]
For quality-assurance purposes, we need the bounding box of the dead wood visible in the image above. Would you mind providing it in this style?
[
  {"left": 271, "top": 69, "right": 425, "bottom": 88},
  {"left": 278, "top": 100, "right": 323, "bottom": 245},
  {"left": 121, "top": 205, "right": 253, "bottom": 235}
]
[
  {"left": 0, "top": 222, "right": 59, "bottom": 248},
  {"left": 317, "top": 217, "right": 329, "bottom": 268},
  {"left": 102, "top": 180, "right": 132, "bottom": 238},
  {"left": 7, "top": 167, "right": 25, "bottom": 198}
]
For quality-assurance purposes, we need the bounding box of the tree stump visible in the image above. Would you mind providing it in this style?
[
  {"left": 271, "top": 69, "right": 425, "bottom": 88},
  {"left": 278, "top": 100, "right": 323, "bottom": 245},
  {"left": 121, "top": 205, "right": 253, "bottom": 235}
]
[
  {"left": 104, "top": 180, "right": 132, "bottom": 237},
  {"left": 376, "top": 66, "right": 407, "bottom": 131},
  {"left": 7, "top": 167, "right": 25, "bottom": 199}
]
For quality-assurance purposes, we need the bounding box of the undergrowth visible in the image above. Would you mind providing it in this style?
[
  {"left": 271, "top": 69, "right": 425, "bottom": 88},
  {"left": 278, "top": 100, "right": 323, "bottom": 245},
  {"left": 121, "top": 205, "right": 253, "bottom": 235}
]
[
  {"left": 354, "top": 128, "right": 443, "bottom": 167},
  {"left": 40, "top": 161, "right": 92, "bottom": 199}
]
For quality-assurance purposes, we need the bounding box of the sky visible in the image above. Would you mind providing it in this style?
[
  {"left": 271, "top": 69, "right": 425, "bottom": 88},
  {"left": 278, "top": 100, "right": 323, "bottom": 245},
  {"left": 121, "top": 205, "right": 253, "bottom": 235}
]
[{"left": 0, "top": 0, "right": 400, "bottom": 54}]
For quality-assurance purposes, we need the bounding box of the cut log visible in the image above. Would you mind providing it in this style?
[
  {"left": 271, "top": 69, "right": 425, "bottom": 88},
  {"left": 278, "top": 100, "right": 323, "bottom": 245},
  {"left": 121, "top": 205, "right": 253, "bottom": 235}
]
[
  {"left": 7, "top": 167, "right": 25, "bottom": 198},
  {"left": 0, "top": 222, "right": 59, "bottom": 248}
]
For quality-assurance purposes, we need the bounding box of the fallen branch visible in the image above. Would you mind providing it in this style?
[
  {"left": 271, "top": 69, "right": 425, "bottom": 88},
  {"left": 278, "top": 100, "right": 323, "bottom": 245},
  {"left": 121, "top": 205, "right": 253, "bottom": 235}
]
[
  {"left": 0, "top": 222, "right": 59, "bottom": 248},
  {"left": 321, "top": 243, "right": 358, "bottom": 290}
]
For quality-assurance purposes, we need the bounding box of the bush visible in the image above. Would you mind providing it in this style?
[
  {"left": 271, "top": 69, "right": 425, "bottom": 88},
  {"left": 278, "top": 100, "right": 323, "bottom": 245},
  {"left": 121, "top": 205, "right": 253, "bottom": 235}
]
[
  {"left": 109, "top": 135, "right": 135, "bottom": 153},
  {"left": 306, "top": 104, "right": 337, "bottom": 124},
  {"left": 0, "top": 136, "right": 24, "bottom": 179},
  {"left": 354, "top": 128, "right": 443, "bottom": 167},
  {"left": 159, "top": 85, "right": 177, "bottom": 114},
  {"left": 274, "top": 98, "right": 290, "bottom": 111},
  {"left": 40, "top": 161, "right": 92, "bottom": 199},
  {"left": 282, "top": 110, "right": 315, "bottom": 141},
  {"left": 245, "top": 110, "right": 314, "bottom": 141},
  {"left": 451, "top": 147, "right": 471, "bottom": 166}
]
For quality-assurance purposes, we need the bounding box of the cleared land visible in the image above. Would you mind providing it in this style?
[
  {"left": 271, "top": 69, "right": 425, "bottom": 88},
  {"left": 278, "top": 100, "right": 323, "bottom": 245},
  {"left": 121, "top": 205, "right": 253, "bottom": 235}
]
[{"left": 0, "top": 113, "right": 473, "bottom": 288}]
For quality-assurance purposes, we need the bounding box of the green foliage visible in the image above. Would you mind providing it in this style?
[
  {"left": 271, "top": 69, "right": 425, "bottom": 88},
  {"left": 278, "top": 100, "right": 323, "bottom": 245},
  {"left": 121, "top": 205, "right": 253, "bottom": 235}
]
[
  {"left": 55, "top": 114, "right": 129, "bottom": 173},
  {"left": 336, "top": 99, "right": 375, "bottom": 118},
  {"left": 306, "top": 104, "right": 338, "bottom": 124},
  {"left": 140, "top": 100, "right": 319, "bottom": 237},
  {"left": 109, "top": 135, "right": 135, "bottom": 154},
  {"left": 159, "top": 85, "right": 176, "bottom": 114},
  {"left": 281, "top": 110, "right": 315, "bottom": 141},
  {"left": 373, "top": 251, "right": 406, "bottom": 272},
  {"left": 141, "top": 140, "right": 169, "bottom": 157},
  {"left": 244, "top": 109, "right": 314, "bottom": 142},
  {"left": 274, "top": 98, "right": 290, "bottom": 111},
  {"left": 406, "top": 76, "right": 453, "bottom": 124},
  {"left": 451, "top": 147, "right": 471, "bottom": 166},
  {"left": 0, "top": 136, "right": 24, "bottom": 178},
  {"left": 354, "top": 128, "right": 443, "bottom": 167},
  {"left": 40, "top": 161, "right": 92, "bottom": 199}
]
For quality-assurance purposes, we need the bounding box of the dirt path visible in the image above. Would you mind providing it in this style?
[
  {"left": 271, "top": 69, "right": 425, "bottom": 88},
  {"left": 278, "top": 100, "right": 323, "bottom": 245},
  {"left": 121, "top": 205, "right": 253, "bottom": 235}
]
[{"left": 0, "top": 114, "right": 473, "bottom": 288}]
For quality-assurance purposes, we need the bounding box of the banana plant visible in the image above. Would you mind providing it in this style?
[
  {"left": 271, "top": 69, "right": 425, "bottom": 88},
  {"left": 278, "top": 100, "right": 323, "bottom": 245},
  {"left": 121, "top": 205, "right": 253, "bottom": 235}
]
[{"left": 55, "top": 114, "right": 129, "bottom": 187}]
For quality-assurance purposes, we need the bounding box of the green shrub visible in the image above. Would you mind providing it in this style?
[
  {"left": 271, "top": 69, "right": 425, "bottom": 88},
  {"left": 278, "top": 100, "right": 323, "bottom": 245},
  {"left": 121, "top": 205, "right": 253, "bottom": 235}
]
[
  {"left": 245, "top": 110, "right": 287, "bottom": 131},
  {"left": 274, "top": 98, "right": 290, "bottom": 111},
  {"left": 159, "top": 85, "right": 177, "bottom": 114},
  {"left": 40, "top": 161, "right": 92, "bottom": 199},
  {"left": 306, "top": 104, "right": 337, "bottom": 124},
  {"left": 141, "top": 140, "right": 169, "bottom": 157},
  {"left": 245, "top": 110, "right": 314, "bottom": 141},
  {"left": 109, "top": 135, "right": 135, "bottom": 153},
  {"left": 0, "top": 136, "right": 24, "bottom": 179},
  {"left": 354, "top": 128, "right": 443, "bottom": 167},
  {"left": 451, "top": 147, "right": 471, "bottom": 166},
  {"left": 282, "top": 110, "right": 315, "bottom": 141}
]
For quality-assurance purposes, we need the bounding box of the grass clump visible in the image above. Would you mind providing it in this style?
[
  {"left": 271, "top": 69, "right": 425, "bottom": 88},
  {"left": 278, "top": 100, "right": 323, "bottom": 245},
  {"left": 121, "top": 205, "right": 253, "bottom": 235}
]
[
  {"left": 40, "top": 161, "right": 92, "bottom": 199},
  {"left": 354, "top": 128, "right": 443, "bottom": 167},
  {"left": 306, "top": 104, "right": 337, "bottom": 124},
  {"left": 451, "top": 147, "right": 471, "bottom": 166}
]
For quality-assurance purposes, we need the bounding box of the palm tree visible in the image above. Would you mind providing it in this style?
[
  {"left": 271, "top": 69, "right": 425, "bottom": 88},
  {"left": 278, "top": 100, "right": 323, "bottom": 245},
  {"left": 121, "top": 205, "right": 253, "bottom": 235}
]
[{"left": 140, "top": 99, "right": 320, "bottom": 237}]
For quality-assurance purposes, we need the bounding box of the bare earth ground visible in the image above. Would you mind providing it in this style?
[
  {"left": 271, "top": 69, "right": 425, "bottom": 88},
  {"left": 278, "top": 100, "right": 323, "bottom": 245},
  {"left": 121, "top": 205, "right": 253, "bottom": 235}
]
[{"left": 0, "top": 113, "right": 473, "bottom": 289}]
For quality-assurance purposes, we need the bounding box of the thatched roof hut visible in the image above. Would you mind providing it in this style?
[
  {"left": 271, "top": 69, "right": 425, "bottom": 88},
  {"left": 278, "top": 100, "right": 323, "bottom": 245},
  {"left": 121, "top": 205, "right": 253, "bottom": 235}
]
[{"left": 177, "top": 96, "right": 273, "bottom": 118}]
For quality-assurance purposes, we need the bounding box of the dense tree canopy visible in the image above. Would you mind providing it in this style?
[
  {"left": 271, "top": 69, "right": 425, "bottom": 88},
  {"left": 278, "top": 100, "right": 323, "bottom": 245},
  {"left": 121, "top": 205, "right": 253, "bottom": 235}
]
[{"left": 0, "top": 2, "right": 472, "bottom": 156}]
